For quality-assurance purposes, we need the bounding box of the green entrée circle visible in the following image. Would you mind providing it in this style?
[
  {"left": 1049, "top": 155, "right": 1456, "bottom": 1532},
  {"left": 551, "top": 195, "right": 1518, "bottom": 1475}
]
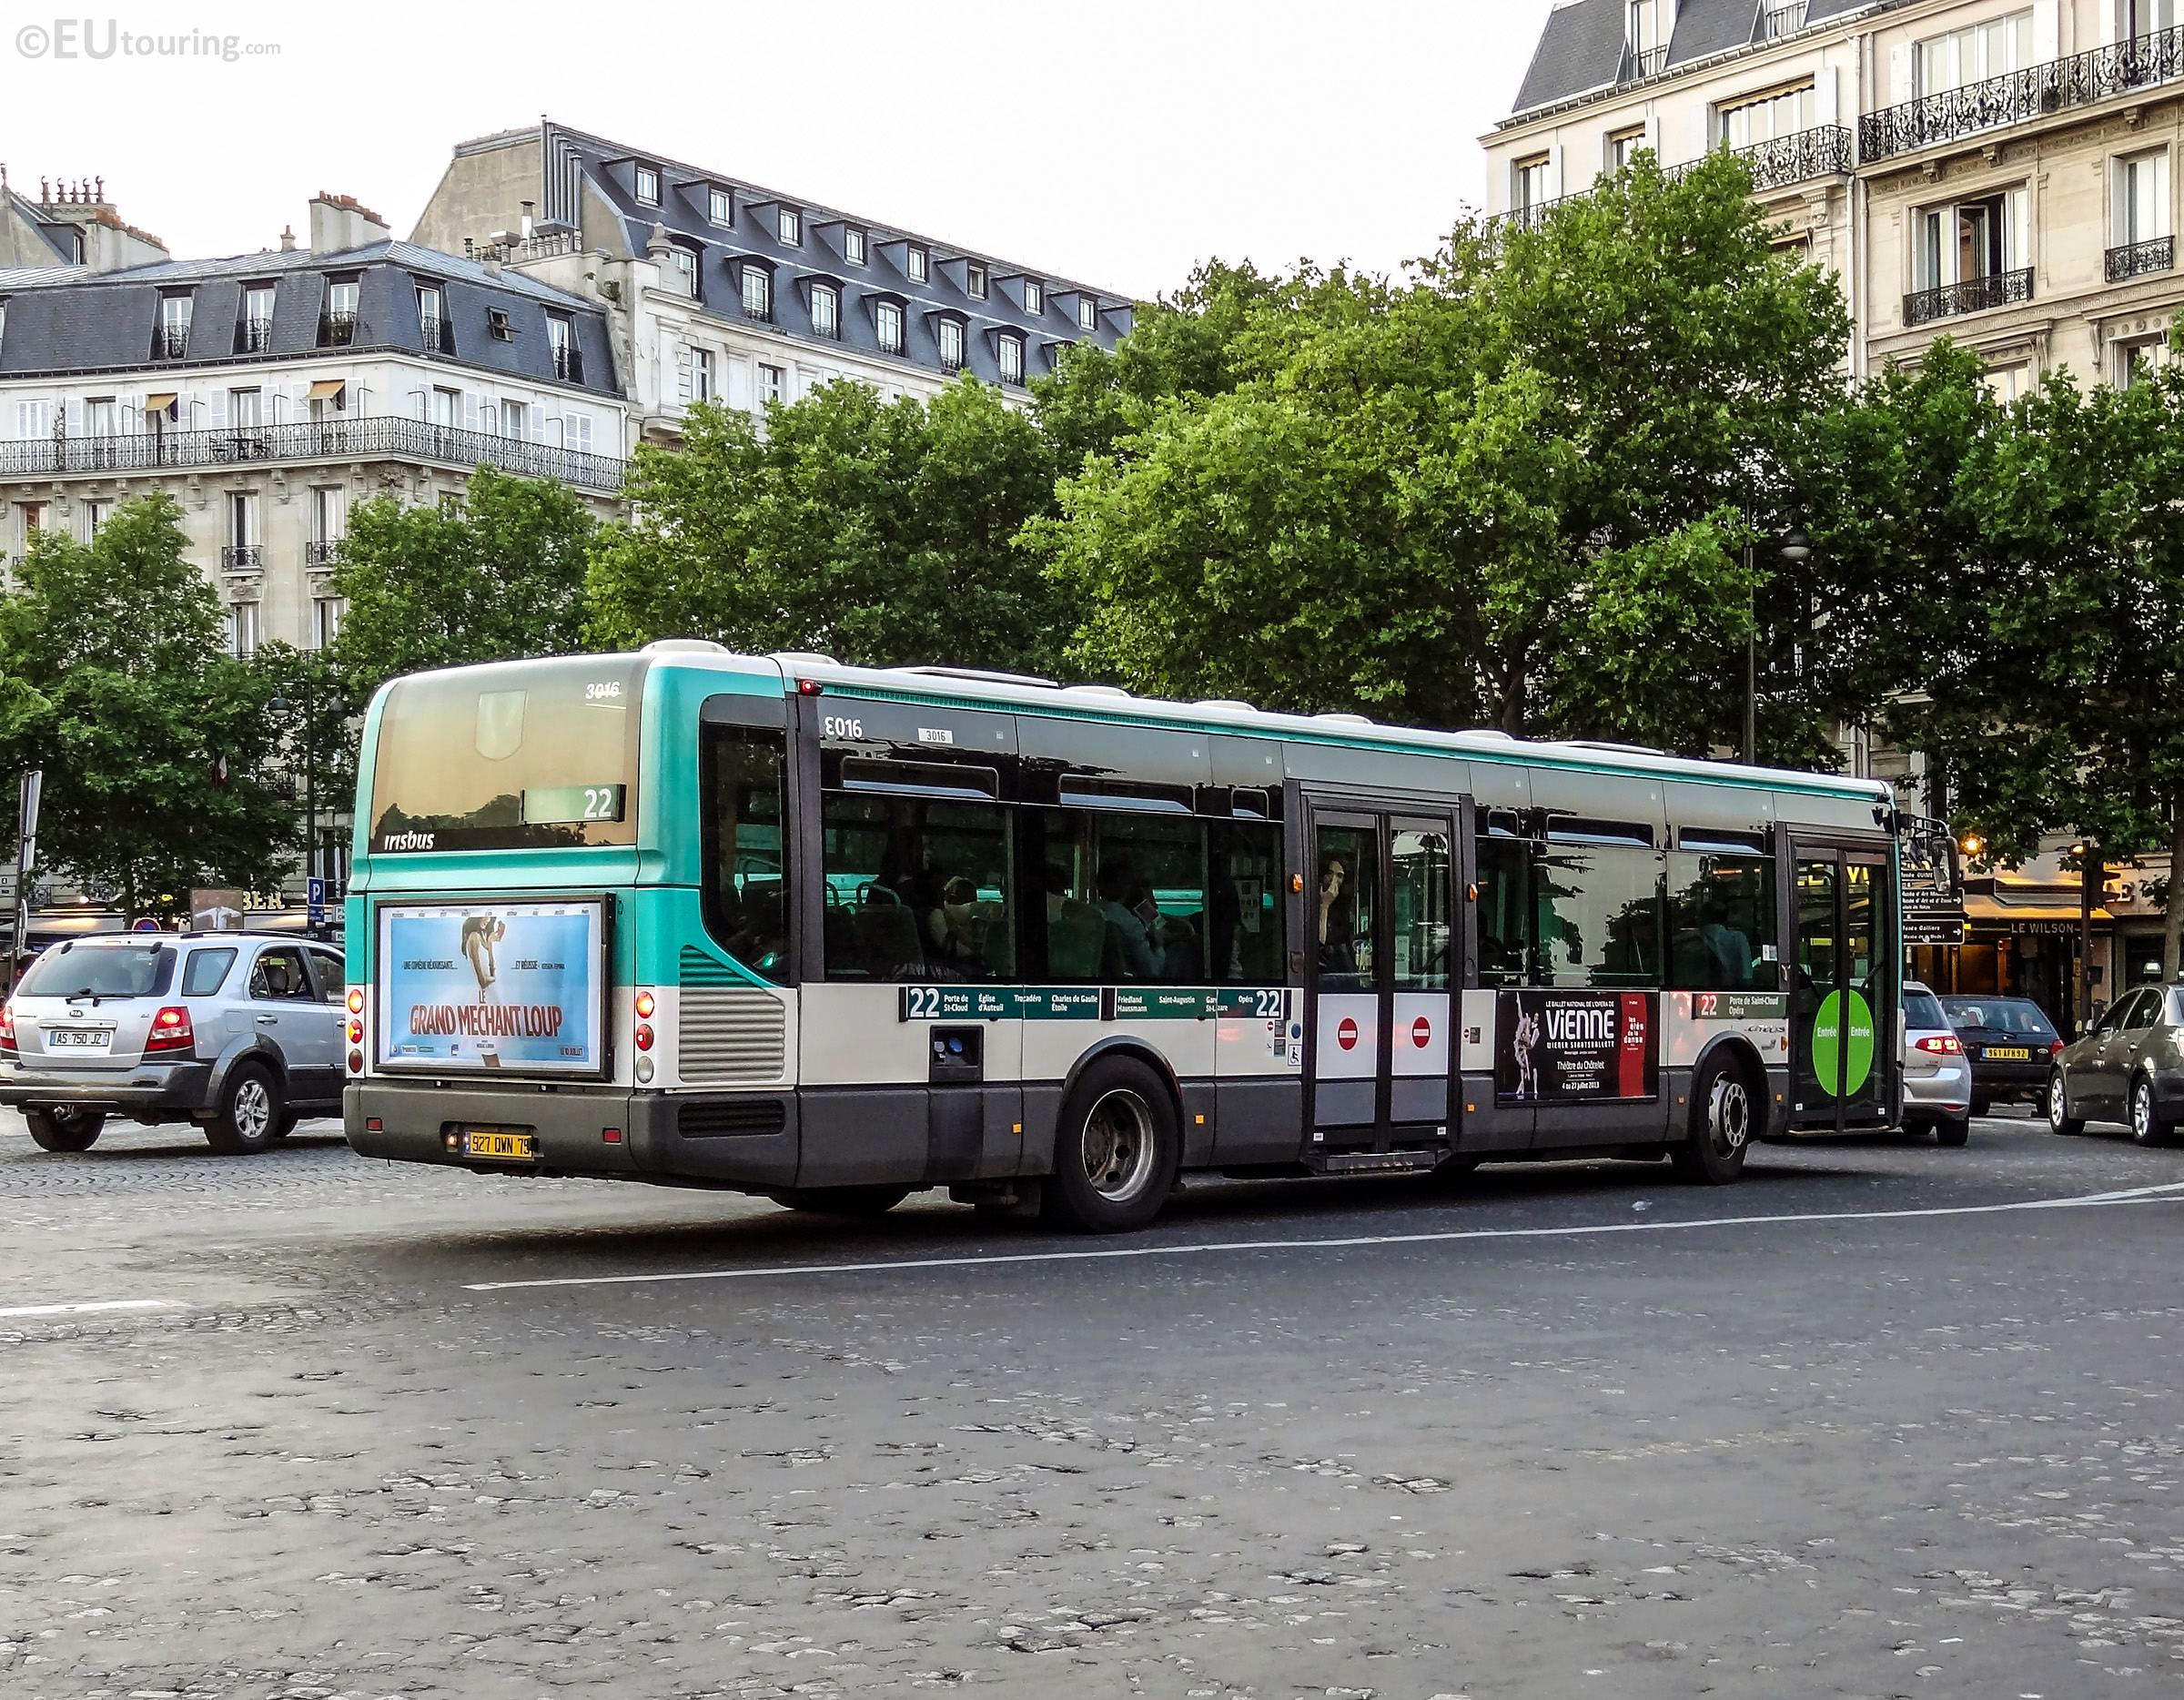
[{"left": 1811, "top": 989, "right": 1876, "bottom": 1098}]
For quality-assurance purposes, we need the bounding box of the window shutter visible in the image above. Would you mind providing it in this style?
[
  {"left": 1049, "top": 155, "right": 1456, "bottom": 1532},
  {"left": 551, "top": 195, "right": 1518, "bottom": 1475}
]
[
  {"left": 211, "top": 391, "right": 228, "bottom": 431},
  {"left": 2158, "top": 150, "right": 2172, "bottom": 241},
  {"left": 530, "top": 402, "right": 546, "bottom": 440},
  {"left": 1643, "top": 114, "right": 1662, "bottom": 161},
  {"left": 1543, "top": 145, "right": 1564, "bottom": 200},
  {"left": 1815, "top": 66, "right": 1838, "bottom": 126},
  {"left": 464, "top": 392, "right": 479, "bottom": 431},
  {"left": 1690, "top": 100, "right": 1713, "bottom": 157},
  {"left": 676, "top": 343, "right": 693, "bottom": 404},
  {"left": 575, "top": 415, "right": 592, "bottom": 453},
  {"left": 2101, "top": 0, "right": 2118, "bottom": 46},
  {"left": 725, "top": 358, "right": 752, "bottom": 411},
  {"left": 1888, "top": 43, "right": 1914, "bottom": 104},
  {"left": 2009, "top": 186, "right": 2033, "bottom": 275},
  {"left": 2033, "top": 0, "right": 2059, "bottom": 64},
  {"left": 64, "top": 398, "right": 81, "bottom": 437}
]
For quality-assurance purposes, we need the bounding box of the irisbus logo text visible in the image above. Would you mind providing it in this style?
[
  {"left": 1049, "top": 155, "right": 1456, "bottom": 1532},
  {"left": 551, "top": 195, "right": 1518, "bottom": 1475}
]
[{"left": 379, "top": 831, "right": 436, "bottom": 852}]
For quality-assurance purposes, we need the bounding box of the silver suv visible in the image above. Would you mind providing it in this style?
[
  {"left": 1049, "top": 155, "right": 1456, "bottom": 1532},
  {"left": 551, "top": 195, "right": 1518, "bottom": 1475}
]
[{"left": 0, "top": 932, "right": 345, "bottom": 1154}]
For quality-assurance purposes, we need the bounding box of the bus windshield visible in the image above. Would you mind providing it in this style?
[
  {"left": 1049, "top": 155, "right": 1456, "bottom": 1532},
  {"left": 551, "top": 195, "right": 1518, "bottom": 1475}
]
[{"left": 368, "top": 657, "right": 642, "bottom": 853}]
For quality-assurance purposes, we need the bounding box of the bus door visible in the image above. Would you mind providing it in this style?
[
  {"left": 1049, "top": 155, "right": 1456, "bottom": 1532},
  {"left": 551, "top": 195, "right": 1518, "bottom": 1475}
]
[
  {"left": 1788, "top": 841, "right": 1896, "bottom": 1129},
  {"left": 1305, "top": 804, "right": 1459, "bottom": 1149}
]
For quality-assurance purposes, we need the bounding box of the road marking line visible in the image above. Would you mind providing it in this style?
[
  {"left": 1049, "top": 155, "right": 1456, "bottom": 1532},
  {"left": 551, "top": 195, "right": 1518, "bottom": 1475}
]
[
  {"left": 0, "top": 1299, "right": 184, "bottom": 1319},
  {"left": 464, "top": 1180, "right": 2184, "bottom": 1294}
]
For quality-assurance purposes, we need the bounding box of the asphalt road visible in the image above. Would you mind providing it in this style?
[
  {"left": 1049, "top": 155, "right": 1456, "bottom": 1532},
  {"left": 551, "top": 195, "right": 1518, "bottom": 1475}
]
[{"left": 3, "top": 1108, "right": 2183, "bottom": 1699}]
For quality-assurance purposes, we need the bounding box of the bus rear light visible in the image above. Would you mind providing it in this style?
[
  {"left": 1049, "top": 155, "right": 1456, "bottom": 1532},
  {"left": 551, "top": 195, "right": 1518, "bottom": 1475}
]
[
  {"left": 1915, "top": 1035, "right": 1961, "bottom": 1055},
  {"left": 145, "top": 1006, "right": 195, "bottom": 1057},
  {"left": 633, "top": 990, "right": 655, "bottom": 1019},
  {"left": 347, "top": 1018, "right": 364, "bottom": 1044},
  {"left": 633, "top": 1023, "right": 654, "bottom": 1051},
  {"left": 348, "top": 1049, "right": 365, "bottom": 1073},
  {"left": 635, "top": 1056, "right": 654, "bottom": 1084},
  {"left": 347, "top": 987, "right": 365, "bottom": 1015},
  {"left": 602, "top": 1127, "right": 623, "bottom": 1144},
  {"left": 365, "top": 1117, "right": 383, "bottom": 1132}
]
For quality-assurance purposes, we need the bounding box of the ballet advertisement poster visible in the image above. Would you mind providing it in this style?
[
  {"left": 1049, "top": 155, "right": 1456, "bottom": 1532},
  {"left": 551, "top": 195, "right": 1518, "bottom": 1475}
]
[
  {"left": 1493, "top": 989, "right": 1656, "bottom": 1105},
  {"left": 374, "top": 899, "right": 606, "bottom": 1077}
]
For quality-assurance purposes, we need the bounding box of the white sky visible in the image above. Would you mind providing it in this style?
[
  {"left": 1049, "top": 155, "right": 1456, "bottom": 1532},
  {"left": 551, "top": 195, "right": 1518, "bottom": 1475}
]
[{"left": 2, "top": 0, "right": 1552, "bottom": 301}]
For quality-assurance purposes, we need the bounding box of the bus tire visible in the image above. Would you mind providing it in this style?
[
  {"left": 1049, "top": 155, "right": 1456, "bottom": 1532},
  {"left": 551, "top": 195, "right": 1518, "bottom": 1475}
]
[
  {"left": 766, "top": 1186, "right": 912, "bottom": 1217},
  {"left": 25, "top": 1107, "right": 104, "bottom": 1152},
  {"left": 206, "top": 1064, "right": 281, "bottom": 1155},
  {"left": 1671, "top": 1053, "right": 1753, "bottom": 1186},
  {"left": 1044, "top": 1057, "right": 1180, "bottom": 1234}
]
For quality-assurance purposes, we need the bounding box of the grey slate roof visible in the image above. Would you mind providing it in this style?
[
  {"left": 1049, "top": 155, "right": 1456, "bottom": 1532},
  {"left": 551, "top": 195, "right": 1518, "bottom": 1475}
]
[
  {"left": 1513, "top": 0, "right": 1630, "bottom": 114},
  {"left": 0, "top": 241, "right": 619, "bottom": 396},
  {"left": 4, "top": 191, "right": 75, "bottom": 266},
  {"left": 533, "top": 120, "right": 1127, "bottom": 390},
  {"left": 1667, "top": 0, "right": 1763, "bottom": 64}
]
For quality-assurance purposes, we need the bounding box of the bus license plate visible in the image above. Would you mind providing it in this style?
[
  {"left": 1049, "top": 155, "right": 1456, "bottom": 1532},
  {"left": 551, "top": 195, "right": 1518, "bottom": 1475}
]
[
  {"left": 1984, "top": 1047, "right": 2030, "bottom": 1061},
  {"left": 464, "top": 1129, "right": 535, "bottom": 1161}
]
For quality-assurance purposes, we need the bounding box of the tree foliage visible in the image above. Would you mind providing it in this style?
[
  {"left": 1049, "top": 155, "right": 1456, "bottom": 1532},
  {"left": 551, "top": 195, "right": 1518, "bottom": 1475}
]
[
  {"left": 0, "top": 495, "right": 291, "bottom": 916},
  {"left": 587, "top": 377, "right": 1077, "bottom": 675},
  {"left": 1030, "top": 153, "right": 1851, "bottom": 750}
]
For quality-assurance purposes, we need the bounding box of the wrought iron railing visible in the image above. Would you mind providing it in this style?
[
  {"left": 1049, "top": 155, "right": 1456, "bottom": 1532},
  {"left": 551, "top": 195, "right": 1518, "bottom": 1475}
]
[
  {"left": 318, "top": 311, "right": 360, "bottom": 348},
  {"left": 551, "top": 343, "right": 582, "bottom": 381},
  {"left": 420, "top": 313, "right": 452, "bottom": 355},
  {"left": 221, "top": 544, "right": 263, "bottom": 572},
  {"left": 152, "top": 325, "right": 190, "bottom": 359},
  {"left": 2106, "top": 234, "right": 2176, "bottom": 281},
  {"left": 0, "top": 416, "right": 625, "bottom": 491},
  {"left": 1625, "top": 45, "right": 1669, "bottom": 79},
  {"left": 1757, "top": 1, "right": 1807, "bottom": 40},
  {"left": 235, "top": 317, "right": 274, "bottom": 354},
  {"left": 304, "top": 540, "right": 340, "bottom": 566},
  {"left": 1666, "top": 126, "right": 1855, "bottom": 194},
  {"left": 1903, "top": 267, "right": 2034, "bottom": 328},
  {"left": 1862, "top": 25, "right": 2184, "bottom": 163}
]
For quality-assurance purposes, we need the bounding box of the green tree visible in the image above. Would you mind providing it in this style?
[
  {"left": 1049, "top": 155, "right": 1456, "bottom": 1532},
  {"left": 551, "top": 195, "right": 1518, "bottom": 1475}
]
[
  {"left": 329, "top": 466, "right": 599, "bottom": 702},
  {"left": 1034, "top": 153, "right": 1848, "bottom": 750},
  {"left": 587, "top": 377, "right": 1077, "bottom": 674},
  {"left": 0, "top": 495, "right": 291, "bottom": 916}
]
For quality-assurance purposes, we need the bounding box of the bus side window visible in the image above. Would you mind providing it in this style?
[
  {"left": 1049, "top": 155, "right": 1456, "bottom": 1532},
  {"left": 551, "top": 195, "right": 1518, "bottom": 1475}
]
[
  {"left": 700, "top": 724, "right": 789, "bottom": 983},
  {"left": 1474, "top": 834, "right": 1532, "bottom": 987}
]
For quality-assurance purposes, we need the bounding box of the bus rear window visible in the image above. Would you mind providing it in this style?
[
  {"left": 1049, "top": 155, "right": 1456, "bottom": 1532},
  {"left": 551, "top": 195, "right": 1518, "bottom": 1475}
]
[{"left": 369, "top": 658, "right": 642, "bottom": 852}]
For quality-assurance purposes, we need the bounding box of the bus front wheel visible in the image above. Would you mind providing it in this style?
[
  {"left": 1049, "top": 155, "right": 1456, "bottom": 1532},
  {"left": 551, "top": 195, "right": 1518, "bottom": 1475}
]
[
  {"left": 1045, "top": 1057, "right": 1180, "bottom": 1234},
  {"left": 767, "top": 1186, "right": 912, "bottom": 1217},
  {"left": 1672, "top": 1054, "right": 1754, "bottom": 1186}
]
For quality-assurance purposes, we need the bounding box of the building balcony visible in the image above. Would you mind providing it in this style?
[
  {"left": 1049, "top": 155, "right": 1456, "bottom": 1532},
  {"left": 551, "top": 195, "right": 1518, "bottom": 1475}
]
[
  {"left": 304, "top": 539, "right": 339, "bottom": 566},
  {"left": 0, "top": 416, "right": 626, "bottom": 493},
  {"left": 1756, "top": 2, "right": 1807, "bottom": 41},
  {"left": 151, "top": 326, "right": 190, "bottom": 359},
  {"left": 420, "top": 314, "right": 454, "bottom": 356},
  {"left": 551, "top": 344, "right": 582, "bottom": 382},
  {"left": 1624, "top": 45, "right": 1669, "bottom": 80},
  {"left": 1493, "top": 126, "right": 1853, "bottom": 232},
  {"left": 235, "top": 317, "right": 274, "bottom": 355},
  {"left": 1861, "top": 25, "right": 2184, "bottom": 165},
  {"left": 220, "top": 544, "right": 263, "bottom": 572},
  {"left": 2106, "top": 234, "right": 2176, "bottom": 282},
  {"left": 1903, "top": 267, "right": 2035, "bottom": 329},
  {"left": 318, "top": 311, "right": 360, "bottom": 348}
]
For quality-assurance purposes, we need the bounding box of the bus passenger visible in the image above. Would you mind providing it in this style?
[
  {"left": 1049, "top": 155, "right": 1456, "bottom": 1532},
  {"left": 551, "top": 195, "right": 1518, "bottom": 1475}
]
[
  {"left": 925, "top": 875, "right": 986, "bottom": 971},
  {"left": 1318, "top": 855, "right": 1359, "bottom": 976},
  {"left": 1094, "top": 857, "right": 1162, "bottom": 980}
]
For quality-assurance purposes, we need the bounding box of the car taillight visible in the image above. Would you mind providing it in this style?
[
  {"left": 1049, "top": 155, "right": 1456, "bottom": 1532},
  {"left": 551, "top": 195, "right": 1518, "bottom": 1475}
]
[
  {"left": 1916, "top": 1034, "right": 1962, "bottom": 1055},
  {"left": 145, "top": 1005, "right": 195, "bottom": 1057},
  {"left": 2049, "top": 1038, "right": 2066, "bottom": 1057},
  {"left": 0, "top": 1002, "right": 15, "bottom": 1057}
]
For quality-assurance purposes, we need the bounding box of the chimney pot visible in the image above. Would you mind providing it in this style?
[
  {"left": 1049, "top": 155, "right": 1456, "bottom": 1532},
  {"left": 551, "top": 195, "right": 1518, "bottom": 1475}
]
[{"left": 280, "top": 224, "right": 297, "bottom": 251}]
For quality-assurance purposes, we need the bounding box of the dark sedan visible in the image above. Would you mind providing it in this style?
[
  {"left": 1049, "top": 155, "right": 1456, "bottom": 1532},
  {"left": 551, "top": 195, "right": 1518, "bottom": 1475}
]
[
  {"left": 1939, "top": 994, "right": 2062, "bottom": 1115},
  {"left": 2047, "top": 983, "right": 2184, "bottom": 1146}
]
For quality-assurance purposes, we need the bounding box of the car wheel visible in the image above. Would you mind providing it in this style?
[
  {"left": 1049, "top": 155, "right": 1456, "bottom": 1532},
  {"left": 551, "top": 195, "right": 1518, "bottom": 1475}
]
[
  {"left": 2047, "top": 1069, "right": 2086, "bottom": 1138},
  {"left": 2130, "top": 1077, "right": 2171, "bottom": 1148},
  {"left": 1043, "top": 1057, "right": 1180, "bottom": 1233},
  {"left": 207, "top": 1063, "right": 282, "bottom": 1155},
  {"left": 1671, "top": 1053, "right": 1753, "bottom": 1185},
  {"left": 1935, "top": 1115, "right": 1971, "bottom": 1148},
  {"left": 766, "top": 1186, "right": 912, "bottom": 1217},
  {"left": 272, "top": 1110, "right": 301, "bottom": 1140},
  {"left": 25, "top": 1107, "right": 105, "bottom": 1152},
  {"left": 1969, "top": 1098, "right": 1991, "bottom": 1119}
]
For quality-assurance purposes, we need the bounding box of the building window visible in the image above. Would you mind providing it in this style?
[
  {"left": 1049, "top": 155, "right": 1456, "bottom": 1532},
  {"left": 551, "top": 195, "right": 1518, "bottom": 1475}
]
[
  {"left": 310, "top": 485, "right": 347, "bottom": 556},
  {"left": 1984, "top": 361, "right": 2033, "bottom": 401},
  {"left": 14, "top": 399, "right": 51, "bottom": 440},
  {"left": 229, "top": 601, "right": 259, "bottom": 659},
  {"left": 1512, "top": 154, "right": 1550, "bottom": 215},
  {"left": 907, "top": 244, "right": 929, "bottom": 284},
  {"left": 417, "top": 283, "right": 446, "bottom": 353},
  {"left": 634, "top": 165, "right": 661, "bottom": 206},
  {"left": 2115, "top": 148, "right": 2173, "bottom": 248},
  {"left": 844, "top": 226, "right": 867, "bottom": 265},
  {"left": 691, "top": 346, "right": 714, "bottom": 402},
  {"left": 81, "top": 497, "right": 112, "bottom": 540},
  {"left": 487, "top": 307, "right": 514, "bottom": 341},
  {"left": 997, "top": 332, "right": 1025, "bottom": 386},
  {"left": 499, "top": 399, "right": 527, "bottom": 440},
  {"left": 1607, "top": 126, "right": 1648, "bottom": 170},
  {"left": 778, "top": 206, "right": 801, "bottom": 246},
  {"left": 313, "top": 595, "right": 347, "bottom": 651},
  {"left": 965, "top": 260, "right": 988, "bottom": 299},
  {"left": 1717, "top": 82, "right": 1815, "bottom": 149},
  {"left": 1916, "top": 10, "right": 2035, "bottom": 97},
  {"left": 1078, "top": 296, "right": 1099, "bottom": 332},
  {"left": 227, "top": 491, "right": 257, "bottom": 552},
  {"left": 157, "top": 291, "right": 193, "bottom": 357},
  {"left": 431, "top": 386, "right": 460, "bottom": 430},
  {"left": 1917, "top": 187, "right": 2028, "bottom": 290},
  {"left": 875, "top": 299, "right": 905, "bottom": 355},
  {"left": 2123, "top": 1, "right": 2181, "bottom": 42},
  {"left": 229, "top": 387, "right": 263, "bottom": 430},
  {"left": 1024, "top": 278, "right": 1044, "bottom": 315},
  {"left": 742, "top": 264, "right": 772, "bottom": 321},
  {"left": 2116, "top": 336, "right": 2168, "bottom": 389},
  {"left": 757, "top": 362, "right": 785, "bottom": 406},
  {"left": 708, "top": 185, "right": 733, "bottom": 226},
  {"left": 667, "top": 247, "right": 698, "bottom": 299},
  {"left": 241, "top": 283, "right": 275, "bottom": 352},
  {"left": 84, "top": 397, "right": 116, "bottom": 436},
  {"left": 811, "top": 282, "right": 841, "bottom": 339},
  {"left": 320, "top": 278, "right": 359, "bottom": 347},
  {"left": 547, "top": 313, "right": 579, "bottom": 381},
  {"left": 938, "top": 318, "right": 966, "bottom": 371}
]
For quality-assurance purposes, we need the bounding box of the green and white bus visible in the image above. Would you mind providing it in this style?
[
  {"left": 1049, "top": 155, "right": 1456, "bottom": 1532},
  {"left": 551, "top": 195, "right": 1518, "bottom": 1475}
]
[{"left": 344, "top": 643, "right": 1904, "bottom": 1232}]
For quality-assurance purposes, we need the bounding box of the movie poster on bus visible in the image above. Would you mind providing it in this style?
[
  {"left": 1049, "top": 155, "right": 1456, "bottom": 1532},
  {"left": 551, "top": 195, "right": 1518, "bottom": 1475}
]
[
  {"left": 375, "top": 899, "right": 606, "bottom": 1077},
  {"left": 1494, "top": 989, "right": 1657, "bottom": 1104}
]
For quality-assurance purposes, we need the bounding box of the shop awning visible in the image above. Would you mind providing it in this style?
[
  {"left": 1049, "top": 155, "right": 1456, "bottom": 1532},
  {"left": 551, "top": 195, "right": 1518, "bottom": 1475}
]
[
  {"left": 1966, "top": 895, "right": 2114, "bottom": 926},
  {"left": 142, "top": 391, "right": 177, "bottom": 412},
  {"left": 307, "top": 379, "right": 346, "bottom": 400}
]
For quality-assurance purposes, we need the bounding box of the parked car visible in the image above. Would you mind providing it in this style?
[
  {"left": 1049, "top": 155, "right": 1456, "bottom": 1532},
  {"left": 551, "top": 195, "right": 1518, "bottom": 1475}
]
[
  {"left": 0, "top": 932, "right": 345, "bottom": 1154},
  {"left": 1938, "top": 994, "right": 2063, "bottom": 1116},
  {"left": 2047, "top": 982, "right": 2184, "bottom": 1146},
  {"left": 1901, "top": 979, "right": 1972, "bottom": 1146}
]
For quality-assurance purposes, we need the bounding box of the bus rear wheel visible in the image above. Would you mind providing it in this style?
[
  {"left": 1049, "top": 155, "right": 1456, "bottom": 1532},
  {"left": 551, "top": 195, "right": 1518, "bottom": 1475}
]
[
  {"left": 1044, "top": 1057, "right": 1179, "bottom": 1234},
  {"left": 1672, "top": 1054, "right": 1753, "bottom": 1186},
  {"left": 767, "top": 1186, "right": 912, "bottom": 1217}
]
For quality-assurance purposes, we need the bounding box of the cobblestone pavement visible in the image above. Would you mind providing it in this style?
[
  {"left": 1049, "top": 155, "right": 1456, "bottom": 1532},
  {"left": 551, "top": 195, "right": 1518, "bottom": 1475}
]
[{"left": 2, "top": 1109, "right": 2183, "bottom": 1698}]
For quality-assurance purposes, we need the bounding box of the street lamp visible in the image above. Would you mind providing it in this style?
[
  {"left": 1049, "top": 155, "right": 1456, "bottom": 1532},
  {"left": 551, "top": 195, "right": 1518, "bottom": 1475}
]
[{"left": 1743, "top": 526, "right": 1812, "bottom": 766}]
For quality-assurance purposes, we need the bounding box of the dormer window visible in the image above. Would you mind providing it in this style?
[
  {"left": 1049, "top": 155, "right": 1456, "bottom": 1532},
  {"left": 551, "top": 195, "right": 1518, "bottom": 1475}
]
[
  {"left": 810, "top": 281, "right": 841, "bottom": 339},
  {"left": 709, "top": 186, "right": 733, "bottom": 225},
  {"left": 1024, "top": 278, "right": 1043, "bottom": 315},
  {"left": 778, "top": 206, "right": 801, "bottom": 246},
  {"left": 937, "top": 316, "right": 966, "bottom": 371},
  {"left": 487, "top": 307, "right": 514, "bottom": 341},
  {"left": 416, "top": 282, "right": 449, "bottom": 354},
  {"left": 965, "top": 261, "right": 988, "bottom": 299},
  {"left": 239, "top": 282, "right": 276, "bottom": 354},
  {"left": 741, "top": 263, "right": 773, "bottom": 322},
  {"left": 156, "top": 290, "right": 194, "bottom": 358},
  {"left": 875, "top": 299, "right": 905, "bottom": 355},
  {"left": 844, "top": 226, "right": 867, "bottom": 265},
  {"left": 1077, "top": 295, "right": 1098, "bottom": 331},
  {"left": 997, "top": 332, "right": 1025, "bottom": 386},
  {"left": 907, "top": 244, "right": 929, "bottom": 284},
  {"left": 319, "top": 277, "right": 359, "bottom": 347},
  {"left": 667, "top": 246, "right": 699, "bottom": 299},
  {"left": 635, "top": 164, "right": 662, "bottom": 206}
]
